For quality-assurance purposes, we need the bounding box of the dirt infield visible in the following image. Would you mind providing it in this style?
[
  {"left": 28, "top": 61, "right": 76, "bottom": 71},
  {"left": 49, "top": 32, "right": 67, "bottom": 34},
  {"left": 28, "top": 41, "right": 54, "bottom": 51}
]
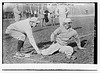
[{"left": 2, "top": 16, "right": 94, "bottom": 64}]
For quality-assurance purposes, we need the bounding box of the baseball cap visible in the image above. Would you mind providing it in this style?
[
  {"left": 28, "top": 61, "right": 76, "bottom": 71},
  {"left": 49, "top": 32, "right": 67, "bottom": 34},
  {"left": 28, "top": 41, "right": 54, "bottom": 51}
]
[{"left": 63, "top": 18, "right": 72, "bottom": 23}]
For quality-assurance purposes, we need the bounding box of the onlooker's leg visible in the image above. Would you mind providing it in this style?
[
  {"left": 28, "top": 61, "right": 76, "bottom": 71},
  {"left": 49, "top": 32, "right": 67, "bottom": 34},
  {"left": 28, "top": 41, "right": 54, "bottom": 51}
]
[
  {"left": 52, "top": 17, "right": 55, "bottom": 26},
  {"left": 59, "top": 15, "right": 66, "bottom": 26}
]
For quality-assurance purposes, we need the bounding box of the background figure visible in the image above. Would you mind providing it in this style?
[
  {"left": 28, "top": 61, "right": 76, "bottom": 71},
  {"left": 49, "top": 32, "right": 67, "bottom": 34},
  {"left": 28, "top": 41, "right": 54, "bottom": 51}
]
[
  {"left": 34, "top": 11, "right": 37, "bottom": 17},
  {"left": 43, "top": 10, "right": 49, "bottom": 26},
  {"left": 85, "top": 9, "right": 88, "bottom": 15},
  {"left": 50, "top": 11, "right": 56, "bottom": 26},
  {"left": 39, "top": 9, "right": 45, "bottom": 27},
  {"left": 55, "top": 3, "right": 70, "bottom": 26},
  {"left": 13, "top": 4, "right": 22, "bottom": 22},
  {"left": 47, "top": 12, "right": 51, "bottom": 25},
  {"left": 25, "top": 9, "right": 30, "bottom": 18}
]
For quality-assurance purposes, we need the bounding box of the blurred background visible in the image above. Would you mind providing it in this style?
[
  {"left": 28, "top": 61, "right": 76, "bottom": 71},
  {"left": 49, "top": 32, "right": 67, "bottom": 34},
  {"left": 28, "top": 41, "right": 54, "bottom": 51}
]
[{"left": 2, "top": 3, "right": 95, "bottom": 19}]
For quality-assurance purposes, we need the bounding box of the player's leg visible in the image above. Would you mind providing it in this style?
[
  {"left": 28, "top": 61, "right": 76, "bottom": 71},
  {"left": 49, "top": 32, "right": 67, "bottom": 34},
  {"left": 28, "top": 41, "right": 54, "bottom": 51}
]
[
  {"left": 59, "top": 46, "right": 73, "bottom": 59},
  {"left": 41, "top": 18, "right": 43, "bottom": 27},
  {"left": 41, "top": 43, "right": 61, "bottom": 55},
  {"left": 9, "top": 30, "right": 26, "bottom": 57}
]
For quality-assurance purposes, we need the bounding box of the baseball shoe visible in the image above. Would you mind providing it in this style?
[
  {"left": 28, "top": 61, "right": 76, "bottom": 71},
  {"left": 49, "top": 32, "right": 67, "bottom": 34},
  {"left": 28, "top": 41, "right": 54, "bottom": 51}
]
[{"left": 13, "top": 52, "right": 25, "bottom": 58}]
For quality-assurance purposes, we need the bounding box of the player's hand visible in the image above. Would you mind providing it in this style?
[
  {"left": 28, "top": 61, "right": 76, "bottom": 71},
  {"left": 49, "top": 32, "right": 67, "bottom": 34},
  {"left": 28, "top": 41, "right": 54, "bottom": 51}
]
[
  {"left": 51, "top": 38, "right": 54, "bottom": 42},
  {"left": 36, "top": 50, "right": 42, "bottom": 54},
  {"left": 51, "top": 39, "right": 56, "bottom": 43}
]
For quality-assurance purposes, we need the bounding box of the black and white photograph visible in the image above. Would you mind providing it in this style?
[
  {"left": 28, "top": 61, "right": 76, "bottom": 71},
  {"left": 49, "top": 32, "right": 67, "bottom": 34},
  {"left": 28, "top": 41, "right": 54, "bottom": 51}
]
[{"left": 1, "top": 0, "right": 99, "bottom": 72}]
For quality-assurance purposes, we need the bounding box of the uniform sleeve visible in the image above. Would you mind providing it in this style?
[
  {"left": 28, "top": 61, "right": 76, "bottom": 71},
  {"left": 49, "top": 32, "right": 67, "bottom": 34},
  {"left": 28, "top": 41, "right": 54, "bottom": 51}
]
[
  {"left": 25, "top": 28, "right": 39, "bottom": 52},
  {"left": 50, "top": 27, "right": 61, "bottom": 42},
  {"left": 73, "top": 31, "right": 81, "bottom": 47}
]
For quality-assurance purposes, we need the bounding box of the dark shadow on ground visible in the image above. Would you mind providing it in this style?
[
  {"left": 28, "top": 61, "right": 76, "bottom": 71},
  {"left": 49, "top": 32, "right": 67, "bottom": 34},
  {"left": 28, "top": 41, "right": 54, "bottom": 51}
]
[
  {"left": 37, "top": 41, "right": 53, "bottom": 48},
  {"left": 37, "top": 39, "right": 87, "bottom": 49},
  {"left": 68, "top": 39, "right": 87, "bottom": 47},
  {"left": 25, "top": 39, "right": 87, "bottom": 54}
]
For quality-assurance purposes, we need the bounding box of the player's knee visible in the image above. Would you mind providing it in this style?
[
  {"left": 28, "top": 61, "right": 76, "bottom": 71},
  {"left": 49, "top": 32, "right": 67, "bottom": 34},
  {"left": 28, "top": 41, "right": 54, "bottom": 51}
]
[
  {"left": 41, "top": 50, "right": 49, "bottom": 55},
  {"left": 59, "top": 46, "right": 73, "bottom": 55},
  {"left": 18, "top": 35, "right": 26, "bottom": 41},
  {"left": 65, "top": 46, "right": 73, "bottom": 56}
]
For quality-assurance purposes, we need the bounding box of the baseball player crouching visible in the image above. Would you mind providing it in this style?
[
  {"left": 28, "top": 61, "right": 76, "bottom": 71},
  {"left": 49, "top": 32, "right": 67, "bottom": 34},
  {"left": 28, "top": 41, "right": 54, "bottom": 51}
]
[{"left": 5, "top": 17, "right": 41, "bottom": 57}]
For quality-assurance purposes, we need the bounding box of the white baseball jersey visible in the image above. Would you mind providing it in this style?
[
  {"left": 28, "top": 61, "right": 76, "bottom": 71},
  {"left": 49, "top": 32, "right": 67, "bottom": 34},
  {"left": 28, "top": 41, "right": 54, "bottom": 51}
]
[{"left": 6, "top": 18, "right": 39, "bottom": 51}]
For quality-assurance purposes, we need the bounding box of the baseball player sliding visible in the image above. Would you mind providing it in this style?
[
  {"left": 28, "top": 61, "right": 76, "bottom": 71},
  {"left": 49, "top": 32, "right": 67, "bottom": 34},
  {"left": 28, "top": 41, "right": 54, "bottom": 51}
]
[{"left": 41, "top": 18, "right": 86, "bottom": 59}]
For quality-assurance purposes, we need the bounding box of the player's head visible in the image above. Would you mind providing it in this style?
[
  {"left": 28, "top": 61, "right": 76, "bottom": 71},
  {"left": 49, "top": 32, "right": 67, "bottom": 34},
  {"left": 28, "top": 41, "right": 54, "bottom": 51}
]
[
  {"left": 63, "top": 18, "right": 72, "bottom": 29},
  {"left": 29, "top": 17, "right": 40, "bottom": 27}
]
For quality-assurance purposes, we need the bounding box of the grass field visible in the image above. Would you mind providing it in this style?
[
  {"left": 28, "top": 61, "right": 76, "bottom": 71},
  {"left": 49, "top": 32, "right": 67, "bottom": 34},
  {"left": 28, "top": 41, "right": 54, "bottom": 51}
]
[{"left": 2, "top": 16, "right": 94, "bottom": 64}]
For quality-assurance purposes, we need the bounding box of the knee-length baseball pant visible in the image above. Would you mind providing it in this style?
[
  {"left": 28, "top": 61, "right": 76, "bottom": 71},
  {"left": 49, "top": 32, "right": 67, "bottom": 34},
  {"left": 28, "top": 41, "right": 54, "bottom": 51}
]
[
  {"left": 41, "top": 43, "right": 73, "bottom": 57},
  {"left": 5, "top": 29, "right": 26, "bottom": 41}
]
